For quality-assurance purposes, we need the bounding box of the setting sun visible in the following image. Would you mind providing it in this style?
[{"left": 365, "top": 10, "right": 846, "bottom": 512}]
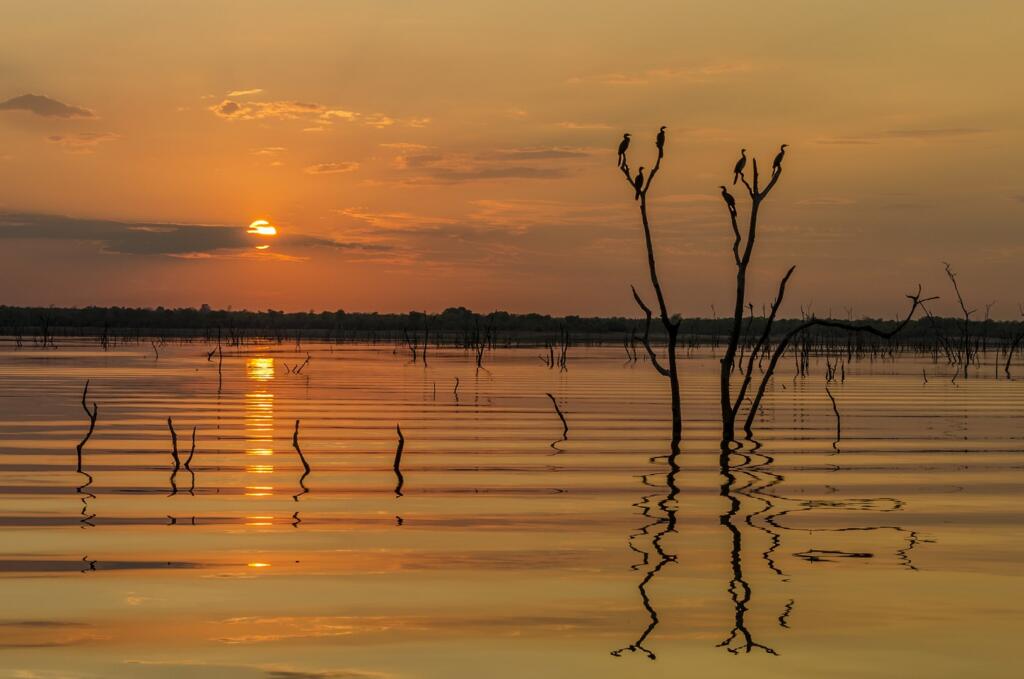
[{"left": 247, "top": 219, "right": 278, "bottom": 236}]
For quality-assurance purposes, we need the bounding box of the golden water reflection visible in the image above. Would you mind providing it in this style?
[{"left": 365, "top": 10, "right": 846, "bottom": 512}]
[{"left": 245, "top": 357, "right": 275, "bottom": 468}]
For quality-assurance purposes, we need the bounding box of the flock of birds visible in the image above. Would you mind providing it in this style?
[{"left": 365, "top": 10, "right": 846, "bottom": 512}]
[{"left": 616, "top": 128, "right": 788, "bottom": 208}]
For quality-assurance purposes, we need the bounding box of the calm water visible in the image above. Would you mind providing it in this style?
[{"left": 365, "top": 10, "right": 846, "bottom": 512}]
[{"left": 0, "top": 341, "right": 1020, "bottom": 678}]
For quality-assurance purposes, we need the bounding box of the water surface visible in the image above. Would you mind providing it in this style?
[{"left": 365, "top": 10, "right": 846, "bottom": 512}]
[{"left": 0, "top": 341, "right": 1020, "bottom": 677}]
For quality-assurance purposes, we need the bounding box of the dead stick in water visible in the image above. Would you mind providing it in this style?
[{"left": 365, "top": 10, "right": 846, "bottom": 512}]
[
  {"left": 292, "top": 420, "right": 311, "bottom": 474},
  {"left": 393, "top": 424, "right": 405, "bottom": 496},
  {"left": 825, "top": 385, "right": 841, "bottom": 444},
  {"left": 184, "top": 426, "right": 196, "bottom": 470},
  {"left": 76, "top": 381, "right": 98, "bottom": 469},
  {"left": 546, "top": 393, "right": 569, "bottom": 438},
  {"left": 167, "top": 417, "right": 180, "bottom": 468}
]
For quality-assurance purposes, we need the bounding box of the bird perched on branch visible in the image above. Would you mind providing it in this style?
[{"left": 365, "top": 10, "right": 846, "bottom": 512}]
[
  {"left": 617, "top": 133, "right": 631, "bottom": 168},
  {"left": 656, "top": 126, "right": 666, "bottom": 153},
  {"left": 719, "top": 186, "right": 737, "bottom": 216},
  {"left": 733, "top": 149, "right": 746, "bottom": 185},
  {"left": 633, "top": 167, "right": 645, "bottom": 200},
  {"left": 772, "top": 144, "right": 789, "bottom": 173}
]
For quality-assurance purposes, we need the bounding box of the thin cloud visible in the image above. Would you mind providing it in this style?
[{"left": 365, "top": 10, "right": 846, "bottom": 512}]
[
  {"left": 391, "top": 147, "right": 586, "bottom": 184},
  {"left": 882, "top": 127, "right": 988, "bottom": 139},
  {"left": 304, "top": 162, "right": 359, "bottom": 175},
  {"left": 557, "top": 121, "right": 612, "bottom": 130},
  {"left": 0, "top": 93, "right": 95, "bottom": 118},
  {"left": 0, "top": 212, "right": 386, "bottom": 257},
  {"left": 227, "top": 88, "right": 263, "bottom": 97},
  {"left": 208, "top": 97, "right": 426, "bottom": 129},
  {"left": 568, "top": 63, "right": 752, "bottom": 86},
  {"left": 817, "top": 127, "right": 989, "bottom": 144},
  {"left": 46, "top": 132, "right": 119, "bottom": 154}
]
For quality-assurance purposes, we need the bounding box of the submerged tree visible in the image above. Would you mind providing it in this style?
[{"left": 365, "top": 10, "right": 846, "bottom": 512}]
[
  {"left": 617, "top": 128, "right": 682, "bottom": 451},
  {"left": 716, "top": 146, "right": 934, "bottom": 441}
]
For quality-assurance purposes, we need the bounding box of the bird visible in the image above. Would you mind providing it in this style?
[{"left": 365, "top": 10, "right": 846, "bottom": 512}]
[
  {"left": 633, "top": 167, "right": 645, "bottom": 200},
  {"left": 733, "top": 149, "right": 746, "bottom": 185},
  {"left": 719, "top": 186, "right": 736, "bottom": 216},
  {"left": 617, "top": 133, "right": 631, "bottom": 167},
  {"left": 656, "top": 126, "right": 666, "bottom": 152},
  {"left": 772, "top": 144, "right": 789, "bottom": 173}
]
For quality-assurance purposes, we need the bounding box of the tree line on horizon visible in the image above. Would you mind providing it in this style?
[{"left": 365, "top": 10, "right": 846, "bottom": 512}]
[{"left": 0, "top": 303, "right": 1020, "bottom": 345}]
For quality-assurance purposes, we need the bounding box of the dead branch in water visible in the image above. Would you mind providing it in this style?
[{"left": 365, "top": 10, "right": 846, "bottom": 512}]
[
  {"left": 76, "top": 381, "right": 98, "bottom": 471},
  {"left": 292, "top": 419, "right": 311, "bottom": 475},
  {"left": 184, "top": 426, "right": 196, "bottom": 470},
  {"left": 742, "top": 286, "right": 936, "bottom": 436},
  {"left": 292, "top": 419, "right": 311, "bottom": 501},
  {"left": 944, "top": 262, "right": 975, "bottom": 378},
  {"left": 825, "top": 384, "right": 841, "bottom": 446},
  {"left": 546, "top": 393, "right": 569, "bottom": 438},
  {"left": 393, "top": 424, "right": 406, "bottom": 497},
  {"left": 167, "top": 417, "right": 180, "bottom": 469}
]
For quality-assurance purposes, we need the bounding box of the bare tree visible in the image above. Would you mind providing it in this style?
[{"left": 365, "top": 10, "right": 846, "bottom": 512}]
[
  {"left": 716, "top": 147, "right": 934, "bottom": 440},
  {"left": 618, "top": 128, "right": 682, "bottom": 451}
]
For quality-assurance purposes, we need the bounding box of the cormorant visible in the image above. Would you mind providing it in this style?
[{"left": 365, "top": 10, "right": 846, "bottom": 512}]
[
  {"left": 733, "top": 149, "right": 746, "bottom": 185},
  {"left": 719, "top": 186, "right": 736, "bottom": 216},
  {"left": 634, "top": 167, "right": 645, "bottom": 200},
  {"left": 656, "top": 126, "right": 666, "bottom": 152},
  {"left": 617, "top": 133, "right": 631, "bottom": 167},
  {"left": 772, "top": 144, "right": 789, "bottom": 173}
]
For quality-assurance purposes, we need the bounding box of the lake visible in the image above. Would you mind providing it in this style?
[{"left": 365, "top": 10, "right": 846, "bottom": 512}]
[{"left": 0, "top": 341, "right": 1020, "bottom": 678}]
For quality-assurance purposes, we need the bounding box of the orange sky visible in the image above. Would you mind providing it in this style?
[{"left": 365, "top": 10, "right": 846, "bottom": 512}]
[{"left": 1, "top": 1, "right": 1022, "bottom": 317}]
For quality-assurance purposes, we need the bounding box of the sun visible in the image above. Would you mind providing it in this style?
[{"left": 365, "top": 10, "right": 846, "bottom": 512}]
[{"left": 247, "top": 219, "right": 278, "bottom": 236}]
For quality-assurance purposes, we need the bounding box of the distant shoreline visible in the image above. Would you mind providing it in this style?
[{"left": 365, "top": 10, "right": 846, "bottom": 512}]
[{"left": 1, "top": 304, "right": 1021, "bottom": 347}]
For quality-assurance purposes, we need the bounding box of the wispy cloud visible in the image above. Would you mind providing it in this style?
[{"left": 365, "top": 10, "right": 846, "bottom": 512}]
[
  {"left": 389, "top": 146, "right": 590, "bottom": 184},
  {"left": 227, "top": 88, "right": 263, "bottom": 97},
  {"left": 568, "top": 63, "right": 752, "bottom": 86},
  {"left": 0, "top": 212, "right": 387, "bottom": 258},
  {"left": 304, "top": 161, "right": 359, "bottom": 175},
  {"left": 0, "top": 93, "right": 95, "bottom": 118},
  {"left": 46, "top": 132, "right": 119, "bottom": 154},
  {"left": 208, "top": 96, "right": 428, "bottom": 129},
  {"left": 557, "top": 121, "right": 612, "bottom": 130},
  {"left": 817, "top": 127, "right": 989, "bottom": 145}
]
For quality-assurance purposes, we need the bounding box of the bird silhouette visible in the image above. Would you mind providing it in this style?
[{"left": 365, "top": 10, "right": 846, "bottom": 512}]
[
  {"left": 634, "top": 167, "right": 645, "bottom": 200},
  {"left": 656, "top": 126, "right": 666, "bottom": 152},
  {"left": 719, "top": 186, "right": 737, "bottom": 216},
  {"left": 772, "top": 144, "right": 789, "bottom": 173},
  {"left": 733, "top": 149, "right": 747, "bottom": 185},
  {"left": 618, "top": 133, "right": 631, "bottom": 168}
]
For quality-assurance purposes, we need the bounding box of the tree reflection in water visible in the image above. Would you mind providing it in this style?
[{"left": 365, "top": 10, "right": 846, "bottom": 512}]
[{"left": 614, "top": 436, "right": 932, "bottom": 659}]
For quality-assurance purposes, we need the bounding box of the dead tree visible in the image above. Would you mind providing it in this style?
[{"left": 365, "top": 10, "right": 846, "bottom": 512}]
[
  {"left": 76, "top": 381, "right": 98, "bottom": 471},
  {"left": 618, "top": 128, "right": 682, "bottom": 451},
  {"left": 717, "top": 147, "right": 934, "bottom": 440},
  {"left": 943, "top": 262, "right": 975, "bottom": 378},
  {"left": 1004, "top": 304, "right": 1024, "bottom": 378}
]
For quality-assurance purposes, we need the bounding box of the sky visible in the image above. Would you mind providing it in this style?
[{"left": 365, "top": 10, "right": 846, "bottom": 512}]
[{"left": 1, "top": 0, "right": 1022, "bottom": 318}]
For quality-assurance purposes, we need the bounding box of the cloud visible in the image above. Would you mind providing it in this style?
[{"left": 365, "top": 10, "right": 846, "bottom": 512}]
[
  {"left": 557, "top": 121, "right": 612, "bottom": 130},
  {"left": 227, "top": 88, "right": 263, "bottom": 97},
  {"left": 379, "top": 142, "right": 428, "bottom": 151},
  {"left": 46, "top": 132, "right": 119, "bottom": 153},
  {"left": 337, "top": 207, "right": 458, "bottom": 230},
  {"left": 304, "top": 161, "right": 359, "bottom": 175},
  {"left": 208, "top": 97, "right": 427, "bottom": 129},
  {"left": 817, "top": 128, "right": 989, "bottom": 145},
  {"left": 795, "top": 197, "right": 857, "bottom": 206},
  {"left": 390, "top": 146, "right": 588, "bottom": 184},
  {"left": 0, "top": 93, "right": 95, "bottom": 118},
  {"left": 882, "top": 127, "right": 988, "bottom": 139},
  {"left": 568, "top": 63, "right": 752, "bottom": 86},
  {"left": 0, "top": 212, "right": 386, "bottom": 258}
]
